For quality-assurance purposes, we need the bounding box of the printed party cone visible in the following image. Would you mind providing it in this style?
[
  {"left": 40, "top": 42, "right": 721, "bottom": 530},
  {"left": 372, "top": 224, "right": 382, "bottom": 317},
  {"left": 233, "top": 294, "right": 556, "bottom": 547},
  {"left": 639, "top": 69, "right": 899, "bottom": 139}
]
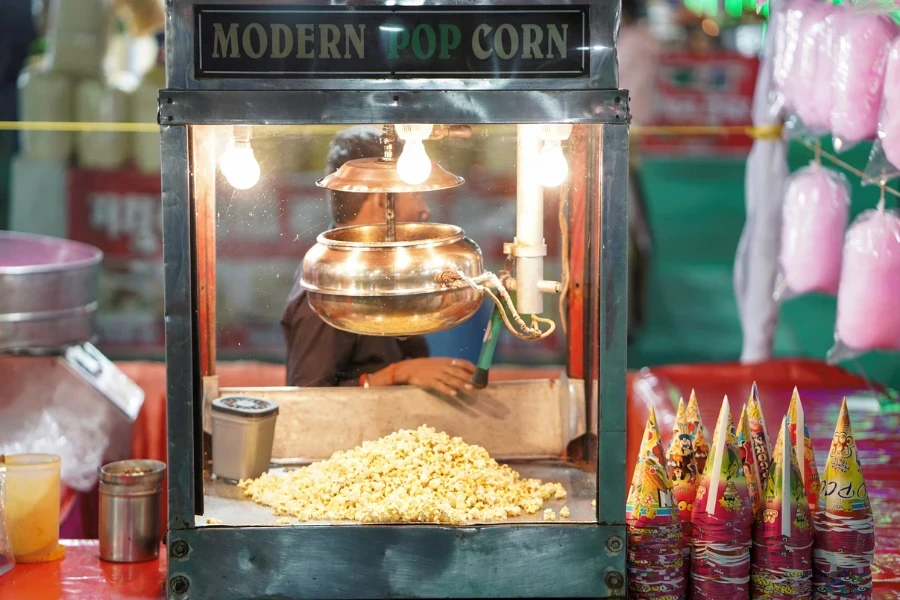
[
  {"left": 813, "top": 398, "right": 875, "bottom": 599},
  {"left": 667, "top": 397, "right": 699, "bottom": 585},
  {"left": 693, "top": 423, "right": 710, "bottom": 476},
  {"left": 759, "top": 419, "right": 813, "bottom": 541},
  {"left": 747, "top": 381, "right": 773, "bottom": 492},
  {"left": 686, "top": 388, "right": 707, "bottom": 440},
  {"left": 787, "top": 388, "right": 822, "bottom": 514},
  {"left": 708, "top": 396, "right": 738, "bottom": 464},
  {"left": 737, "top": 404, "right": 763, "bottom": 520},
  {"left": 818, "top": 398, "right": 871, "bottom": 519},
  {"left": 751, "top": 418, "right": 813, "bottom": 599},
  {"left": 696, "top": 397, "right": 752, "bottom": 521},
  {"left": 628, "top": 453, "right": 680, "bottom": 526},
  {"left": 627, "top": 453, "right": 686, "bottom": 600},
  {"left": 629, "top": 407, "right": 668, "bottom": 499},
  {"left": 667, "top": 398, "right": 699, "bottom": 520},
  {"left": 686, "top": 389, "right": 711, "bottom": 475},
  {"left": 691, "top": 397, "right": 752, "bottom": 599}
]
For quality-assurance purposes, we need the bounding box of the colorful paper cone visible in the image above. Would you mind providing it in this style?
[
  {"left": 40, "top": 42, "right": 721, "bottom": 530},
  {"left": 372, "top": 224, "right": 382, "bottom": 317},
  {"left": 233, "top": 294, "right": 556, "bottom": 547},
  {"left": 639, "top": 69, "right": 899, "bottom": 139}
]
[
  {"left": 667, "top": 397, "right": 699, "bottom": 585},
  {"left": 691, "top": 397, "right": 752, "bottom": 599},
  {"left": 747, "top": 381, "right": 773, "bottom": 493},
  {"left": 686, "top": 388, "right": 708, "bottom": 441},
  {"left": 667, "top": 398, "right": 699, "bottom": 520},
  {"left": 687, "top": 390, "right": 710, "bottom": 475},
  {"left": 737, "top": 404, "right": 763, "bottom": 520},
  {"left": 628, "top": 418, "right": 685, "bottom": 600},
  {"left": 630, "top": 407, "right": 668, "bottom": 500},
  {"left": 813, "top": 398, "right": 874, "bottom": 599},
  {"left": 787, "top": 387, "right": 822, "bottom": 515},
  {"left": 756, "top": 418, "right": 814, "bottom": 543}
]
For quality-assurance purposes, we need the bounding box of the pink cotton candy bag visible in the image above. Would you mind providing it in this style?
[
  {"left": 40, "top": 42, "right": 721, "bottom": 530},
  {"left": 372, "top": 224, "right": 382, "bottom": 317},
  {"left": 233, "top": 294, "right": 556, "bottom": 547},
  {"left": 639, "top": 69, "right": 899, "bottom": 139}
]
[
  {"left": 776, "top": 164, "right": 850, "bottom": 300},
  {"left": 881, "top": 38, "right": 900, "bottom": 170},
  {"left": 796, "top": 4, "right": 843, "bottom": 133},
  {"left": 829, "top": 206, "right": 900, "bottom": 362},
  {"left": 831, "top": 14, "right": 899, "bottom": 151},
  {"left": 778, "top": 0, "right": 814, "bottom": 115}
]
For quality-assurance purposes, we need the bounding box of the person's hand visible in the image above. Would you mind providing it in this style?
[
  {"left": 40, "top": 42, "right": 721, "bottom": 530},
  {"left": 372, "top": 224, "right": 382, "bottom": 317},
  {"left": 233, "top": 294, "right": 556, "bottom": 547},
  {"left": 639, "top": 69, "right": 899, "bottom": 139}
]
[{"left": 395, "top": 358, "right": 476, "bottom": 396}]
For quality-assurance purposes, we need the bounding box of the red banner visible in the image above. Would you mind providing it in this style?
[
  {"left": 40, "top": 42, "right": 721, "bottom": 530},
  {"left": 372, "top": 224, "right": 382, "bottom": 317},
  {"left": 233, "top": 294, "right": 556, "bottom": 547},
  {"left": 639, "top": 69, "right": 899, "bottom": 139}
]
[{"left": 642, "top": 51, "right": 760, "bottom": 156}]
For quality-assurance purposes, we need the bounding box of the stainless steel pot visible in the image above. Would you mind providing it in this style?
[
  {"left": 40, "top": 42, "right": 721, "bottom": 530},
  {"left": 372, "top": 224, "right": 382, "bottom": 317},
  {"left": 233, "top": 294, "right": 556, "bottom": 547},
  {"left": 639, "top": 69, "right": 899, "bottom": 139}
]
[
  {"left": 0, "top": 232, "right": 102, "bottom": 353},
  {"left": 300, "top": 223, "right": 484, "bottom": 337}
]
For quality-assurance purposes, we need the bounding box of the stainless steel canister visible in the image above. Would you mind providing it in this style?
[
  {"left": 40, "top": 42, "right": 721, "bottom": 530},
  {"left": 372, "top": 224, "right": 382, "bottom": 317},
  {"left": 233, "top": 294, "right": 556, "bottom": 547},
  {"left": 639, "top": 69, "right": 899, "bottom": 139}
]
[
  {"left": 99, "top": 459, "right": 166, "bottom": 563},
  {"left": 211, "top": 396, "right": 279, "bottom": 481}
]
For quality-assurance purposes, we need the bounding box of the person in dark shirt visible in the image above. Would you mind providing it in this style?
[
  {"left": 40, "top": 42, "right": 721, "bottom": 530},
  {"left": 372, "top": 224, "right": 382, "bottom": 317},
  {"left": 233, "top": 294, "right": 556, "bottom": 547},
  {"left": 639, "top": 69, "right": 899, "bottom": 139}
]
[{"left": 282, "top": 127, "right": 476, "bottom": 395}]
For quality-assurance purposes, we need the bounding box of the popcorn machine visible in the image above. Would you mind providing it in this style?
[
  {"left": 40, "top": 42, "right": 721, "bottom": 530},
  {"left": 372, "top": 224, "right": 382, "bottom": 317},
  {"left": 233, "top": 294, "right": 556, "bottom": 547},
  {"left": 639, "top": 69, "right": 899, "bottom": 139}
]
[{"left": 160, "top": 1, "right": 629, "bottom": 598}]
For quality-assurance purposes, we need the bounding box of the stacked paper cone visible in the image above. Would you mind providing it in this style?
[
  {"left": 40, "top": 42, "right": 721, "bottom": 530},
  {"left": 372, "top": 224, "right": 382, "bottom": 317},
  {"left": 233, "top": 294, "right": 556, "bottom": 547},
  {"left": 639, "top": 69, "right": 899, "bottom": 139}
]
[
  {"left": 630, "top": 407, "right": 667, "bottom": 498},
  {"left": 751, "top": 418, "right": 814, "bottom": 599},
  {"left": 787, "top": 388, "right": 822, "bottom": 516},
  {"left": 628, "top": 412, "right": 686, "bottom": 599},
  {"left": 737, "top": 405, "right": 764, "bottom": 520},
  {"left": 687, "top": 390, "right": 710, "bottom": 475},
  {"left": 691, "top": 397, "right": 753, "bottom": 599},
  {"left": 747, "top": 382, "right": 773, "bottom": 494},
  {"left": 667, "top": 397, "right": 699, "bottom": 584},
  {"left": 813, "top": 398, "right": 875, "bottom": 599}
]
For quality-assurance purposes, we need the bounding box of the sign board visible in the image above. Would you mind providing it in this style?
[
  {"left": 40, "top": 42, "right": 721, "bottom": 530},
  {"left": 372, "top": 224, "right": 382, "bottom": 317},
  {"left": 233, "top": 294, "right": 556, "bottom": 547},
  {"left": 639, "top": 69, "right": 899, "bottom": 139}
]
[
  {"left": 642, "top": 51, "right": 759, "bottom": 156},
  {"left": 195, "top": 4, "right": 589, "bottom": 79}
]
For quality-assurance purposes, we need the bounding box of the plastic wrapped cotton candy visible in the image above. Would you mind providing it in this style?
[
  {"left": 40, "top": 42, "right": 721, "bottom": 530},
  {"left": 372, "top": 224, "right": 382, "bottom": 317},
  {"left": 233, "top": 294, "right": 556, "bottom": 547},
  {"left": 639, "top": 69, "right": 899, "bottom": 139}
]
[
  {"left": 881, "top": 38, "right": 900, "bottom": 170},
  {"left": 790, "top": 3, "right": 829, "bottom": 125},
  {"left": 829, "top": 207, "right": 900, "bottom": 361},
  {"left": 776, "top": 164, "right": 850, "bottom": 299},
  {"left": 774, "top": 0, "right": 814, "bottom": 116},
  {"left": 796, "top": 4, "right": 842, "bottom": 133},
  {"left": 831, "top": 14, "right": 898, "bottom": 151}
]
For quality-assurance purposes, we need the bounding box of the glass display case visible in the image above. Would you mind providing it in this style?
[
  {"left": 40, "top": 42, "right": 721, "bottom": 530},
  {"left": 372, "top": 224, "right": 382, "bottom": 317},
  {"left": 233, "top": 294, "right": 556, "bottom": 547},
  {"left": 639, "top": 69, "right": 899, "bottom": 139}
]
[{"left": 160, "top": 1, "right": 629, "bottom": 598}]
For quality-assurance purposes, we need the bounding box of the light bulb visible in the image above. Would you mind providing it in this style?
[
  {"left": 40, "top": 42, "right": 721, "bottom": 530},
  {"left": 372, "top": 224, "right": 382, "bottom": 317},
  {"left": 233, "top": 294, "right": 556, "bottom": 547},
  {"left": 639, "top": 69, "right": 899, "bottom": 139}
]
[
  {"left": 538, "top": 140, "right": 569, "bottom": 188},
  {"left": 220, "top": 140, "right": 260, "bottom": 190},
  {"left": 396, "top": 140, "right": 432, "bottom": 185}
]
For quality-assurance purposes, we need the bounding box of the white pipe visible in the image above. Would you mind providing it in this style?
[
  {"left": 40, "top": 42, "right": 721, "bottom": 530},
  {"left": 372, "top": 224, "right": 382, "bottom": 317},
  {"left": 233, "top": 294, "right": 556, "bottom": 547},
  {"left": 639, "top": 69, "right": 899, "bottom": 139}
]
[{"left": 515, "top": 124, "right": 546, "bottom": 315}]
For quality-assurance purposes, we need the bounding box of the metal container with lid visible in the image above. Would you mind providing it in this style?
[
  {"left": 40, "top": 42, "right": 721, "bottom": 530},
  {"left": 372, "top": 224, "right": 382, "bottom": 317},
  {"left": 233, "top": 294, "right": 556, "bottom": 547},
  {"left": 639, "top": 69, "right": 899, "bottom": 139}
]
[
  {"left": 0, "top": 232, "right": 102, "bottom": 353},
  {"left": 211, "top": 396, "right": 279, "bottom": 482},
  {"left": 99, "top": 459, "right": 166, "bottom": 563},
  {"left": 300, "top": 222, "right": 485, "bottom": 337}
]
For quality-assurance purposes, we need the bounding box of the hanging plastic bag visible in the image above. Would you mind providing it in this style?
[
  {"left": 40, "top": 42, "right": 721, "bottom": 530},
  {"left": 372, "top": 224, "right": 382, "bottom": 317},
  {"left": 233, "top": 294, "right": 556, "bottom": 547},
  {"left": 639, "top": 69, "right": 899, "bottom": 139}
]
[
  {"left": 775, "top": 163, "right": 850, "bottom": 300},
  {"left": 831, "top": 14, "right": 898, "bottom": 152},
  {"left": 789, "top": 3, "right": 828, "bottom": 127},
  {"left": 769, "top": 0, "right": 811, "bottom": 120},
  {"left": 0, "top": 467, "right": 14, "bottom": 577},
  {"left": 828, "top": 202, "right": 900, "bottom": 362},
  {"left": 796, "top": 4, "right": 844, "bottom": 134},
  {"left": 863, "top": 141, "right": 900, "bottom": 185},
  {"left": 880, "top": 38, "right": 900, "bottom": 171}
]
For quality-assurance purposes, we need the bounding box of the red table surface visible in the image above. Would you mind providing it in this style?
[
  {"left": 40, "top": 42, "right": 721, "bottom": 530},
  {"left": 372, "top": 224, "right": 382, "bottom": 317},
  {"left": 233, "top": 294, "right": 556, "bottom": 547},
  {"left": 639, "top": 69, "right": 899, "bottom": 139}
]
[
  {"left": 0, "top": 541, "right": 167, "bottom": 600},
  {"left": 3, "top": 359, "right": 899, "bottom": 598}
]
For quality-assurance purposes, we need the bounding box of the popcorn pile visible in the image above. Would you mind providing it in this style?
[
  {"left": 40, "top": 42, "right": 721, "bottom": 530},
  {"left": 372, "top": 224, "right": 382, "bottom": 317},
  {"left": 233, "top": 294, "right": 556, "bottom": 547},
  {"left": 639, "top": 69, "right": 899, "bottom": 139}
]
[{"left": 239, "top": 425, "right": 567, "bottom": 524}]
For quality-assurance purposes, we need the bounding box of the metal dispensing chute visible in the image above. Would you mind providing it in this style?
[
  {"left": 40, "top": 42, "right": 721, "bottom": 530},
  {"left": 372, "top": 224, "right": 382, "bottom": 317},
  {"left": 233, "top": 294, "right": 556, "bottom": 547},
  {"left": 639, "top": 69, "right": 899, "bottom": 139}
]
[{"left": 159, "top": 2, "right": 630, "bottom": 598}]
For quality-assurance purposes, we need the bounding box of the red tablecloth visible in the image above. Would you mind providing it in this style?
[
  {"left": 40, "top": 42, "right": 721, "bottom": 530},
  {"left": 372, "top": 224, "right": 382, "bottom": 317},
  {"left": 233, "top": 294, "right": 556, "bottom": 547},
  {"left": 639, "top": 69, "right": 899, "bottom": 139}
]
[
  {"left": 0, "top": 541, "right": 166, "bottom": 600},
  {"left": 8, "top": 359, "right": 898, "bottom": 598}
]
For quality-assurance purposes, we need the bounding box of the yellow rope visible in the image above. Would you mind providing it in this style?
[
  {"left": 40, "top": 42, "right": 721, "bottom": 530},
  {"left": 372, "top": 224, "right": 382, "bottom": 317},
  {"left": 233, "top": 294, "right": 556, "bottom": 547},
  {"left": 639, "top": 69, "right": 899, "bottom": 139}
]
[
  {"left": 630, "top": 124, "right": 784, "bottom": 140},
  {"left": 0, "top": 121, "right": 159, "bottom": 133}
]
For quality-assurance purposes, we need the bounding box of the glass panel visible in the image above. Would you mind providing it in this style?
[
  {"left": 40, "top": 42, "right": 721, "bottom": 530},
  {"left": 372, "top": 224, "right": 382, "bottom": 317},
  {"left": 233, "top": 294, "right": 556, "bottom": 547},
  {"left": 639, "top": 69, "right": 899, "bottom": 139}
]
[{"left": 198, "top": 123, "right": 598, "bottom": 526}]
